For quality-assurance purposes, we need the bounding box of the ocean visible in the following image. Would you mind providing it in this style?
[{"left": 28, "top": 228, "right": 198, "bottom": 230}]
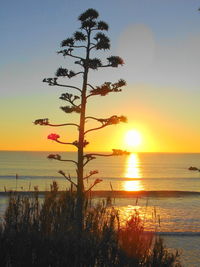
[{"left": 0, "top": 151, "right": 200, "bottom": 266}]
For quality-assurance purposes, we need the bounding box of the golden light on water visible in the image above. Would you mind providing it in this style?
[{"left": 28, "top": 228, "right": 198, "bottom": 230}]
[
  {"left": 124, "top": 153, "right": 143, "bottom": 191},
  {"left": 124, "top": 180, "right": 143, "bottom": 191},
  {"left": 125, "top": 153, "right": 141, "bottom": 179}
]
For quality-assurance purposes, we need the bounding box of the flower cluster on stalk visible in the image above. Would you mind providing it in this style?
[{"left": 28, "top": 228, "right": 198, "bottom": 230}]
[{"left": 47, "top": 133, "right": 60, "bottom": 141}]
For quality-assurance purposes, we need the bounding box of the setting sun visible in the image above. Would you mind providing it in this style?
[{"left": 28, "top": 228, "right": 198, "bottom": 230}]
[{"left": 124, "top": 130, "right": 142, "bottom": 148}]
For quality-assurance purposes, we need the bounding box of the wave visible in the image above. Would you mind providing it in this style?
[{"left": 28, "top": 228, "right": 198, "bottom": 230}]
[
  {"left": 0, "top": 190, "right": 200, "bottom": 197},
  {"left": 0, "top": 175, "right": 61, "bottom": 180},
  {"left": 1, "top": 175, "right": 200, "bottom": 181},
  {"left": 89, "top": 190, "right": 200, "bottom": 197},
  {"left": 157, "top": 232, "right": 200, "bottom": 237},
  {"left": 0, "top": 175, "right": 149, "bottom": 181}
]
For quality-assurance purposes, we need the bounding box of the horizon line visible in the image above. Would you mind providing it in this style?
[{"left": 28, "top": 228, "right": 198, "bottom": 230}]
[{"left": 0, "top": 150, "right": 200, "bottom": 154}]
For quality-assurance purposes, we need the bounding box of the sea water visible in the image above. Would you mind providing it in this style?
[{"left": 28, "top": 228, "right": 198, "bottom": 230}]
[{"left": 0, "top": 151, "right": 200, "bottom": 266}]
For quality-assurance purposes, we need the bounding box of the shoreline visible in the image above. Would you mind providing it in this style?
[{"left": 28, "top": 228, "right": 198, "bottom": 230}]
[{"left": 0, "top": 190, "right": 200, "bottom": 198}]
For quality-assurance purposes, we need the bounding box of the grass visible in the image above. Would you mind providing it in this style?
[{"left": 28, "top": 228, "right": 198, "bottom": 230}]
[{"left": 0, "top": 182, "right": 181, "bottom": 266}]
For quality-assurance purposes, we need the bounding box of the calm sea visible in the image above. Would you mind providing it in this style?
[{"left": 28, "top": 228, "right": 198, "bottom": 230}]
[{"left": 0, "top": 151, "right": 200, "bottom": 266}]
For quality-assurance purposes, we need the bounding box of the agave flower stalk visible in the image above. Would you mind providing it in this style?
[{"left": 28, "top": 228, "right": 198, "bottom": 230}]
[{"left": 34, "top": 9, "right": 128, "bottom": 232}]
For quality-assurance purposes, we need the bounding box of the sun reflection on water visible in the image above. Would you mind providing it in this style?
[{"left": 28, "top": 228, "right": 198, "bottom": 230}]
[
  {"left": 124, "top": 153, "right": 143, "bottom": 191},
  {"left": 125, "top": 153, "right": 141, "bottom": 179}
]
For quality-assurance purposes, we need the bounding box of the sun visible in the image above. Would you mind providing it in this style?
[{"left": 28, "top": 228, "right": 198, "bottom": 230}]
[{"left": 124, "top": 130, "right": 142, "bottom": 148}]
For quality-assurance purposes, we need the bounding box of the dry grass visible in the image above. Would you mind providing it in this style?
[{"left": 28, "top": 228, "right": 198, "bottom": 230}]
[{"left": 0, "top": 182, "right": 181, "bottom": 267}]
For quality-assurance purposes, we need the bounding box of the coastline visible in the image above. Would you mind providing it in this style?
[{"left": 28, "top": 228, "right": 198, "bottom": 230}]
[{"left": 1, "top": 190, "right": 200, "bottom": 198}]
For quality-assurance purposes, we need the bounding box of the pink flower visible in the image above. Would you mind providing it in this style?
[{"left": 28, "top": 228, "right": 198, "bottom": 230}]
[{"left": 47, "top": 133, "right": 60, "bottom": 141}]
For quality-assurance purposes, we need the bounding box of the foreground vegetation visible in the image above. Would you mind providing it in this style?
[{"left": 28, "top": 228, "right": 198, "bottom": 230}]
[{"left": 0, "top": 183, "right": 181, "bottom": 267}]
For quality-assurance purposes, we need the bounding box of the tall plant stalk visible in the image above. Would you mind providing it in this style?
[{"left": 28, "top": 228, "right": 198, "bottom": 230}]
[{"left": 34, "top": 9, "right": 129, "bottom": 231}]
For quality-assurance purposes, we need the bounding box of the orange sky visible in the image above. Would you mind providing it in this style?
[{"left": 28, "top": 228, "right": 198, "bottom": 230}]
[
  {"left": 1, "top": 83, "right": 200, "bottom": 153},
  {"left": 1, "top": 1, "right": 200, "bottom": 153}
]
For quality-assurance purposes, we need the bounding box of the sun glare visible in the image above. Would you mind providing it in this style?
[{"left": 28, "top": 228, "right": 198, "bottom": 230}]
[{"left": 125, "top": 130, "right": 141, "bottom": 149}]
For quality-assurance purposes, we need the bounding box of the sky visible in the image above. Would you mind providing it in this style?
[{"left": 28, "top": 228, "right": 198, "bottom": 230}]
[{"left": 1, "top": 0, "right": 200, "bottom": 152}]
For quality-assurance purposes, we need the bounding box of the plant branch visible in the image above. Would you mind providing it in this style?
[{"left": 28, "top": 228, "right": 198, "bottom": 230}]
[
  {"left": 85, "top": 116, "right": 101, "bottom": 122},
  {"left": 58, "top": 170, "right": 78, "bottom": 187},
  {"left": 67, "top": 54, "right": 84, "bottom": 61},
  {"left": 57, "top": 50, "right": 84, "bottom": 61},
  {"left": 59, "top": 92, "right": 81, "bottom": 108},
  {"left": 34, "top": 119, "right": 79, "bottom": 128},
  {"left": 83, "top": 155, "right": 96, "bottom": 167},
  {"left": 48, "top": 123, "right": 79, "bottom": 128},
  {"left": 84, "top": 124, "right": 107, "bottom": 135},
  {"left": 72, "top": 45, "right": 87, "bottom": 48},
  {"left": 89, "top": 45, "right": 96, "bottom": 51},
  {"left": 84, "top": 115, "right": 127, "bottom": 135},
  {"left": 85, "top": 178, "right": 103, "bottom": 193},
  {"left": 56, "top": 83, "right": 82, "bottom": 92},
  {"left": 84, "top": 152, "right": 114, "bottom": 158},
  {"left": 55, "top": 139, "right": 78, "bottom": 147},
  {"left": 86, "top": 80, "right": 126, "bottom": 98},
  {"left": 84, "top": 150, "right": 130, "bottom": 159},
  {"left": 86, "top": 83, "right": 95, "bottom": 90},
  {"left": 83, "top": 170, "right": 98, "bottom": 180},
  {"left": 47, "top": 154, "right": 78, "bottom": 166},
  {"left": 83, "top": 158, "right": 90, "bottom": 167}
]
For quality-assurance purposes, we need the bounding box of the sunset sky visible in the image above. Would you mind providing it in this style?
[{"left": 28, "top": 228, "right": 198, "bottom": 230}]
[{"left": 1, "top": 0, "right": 200, "bottom": 152}]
